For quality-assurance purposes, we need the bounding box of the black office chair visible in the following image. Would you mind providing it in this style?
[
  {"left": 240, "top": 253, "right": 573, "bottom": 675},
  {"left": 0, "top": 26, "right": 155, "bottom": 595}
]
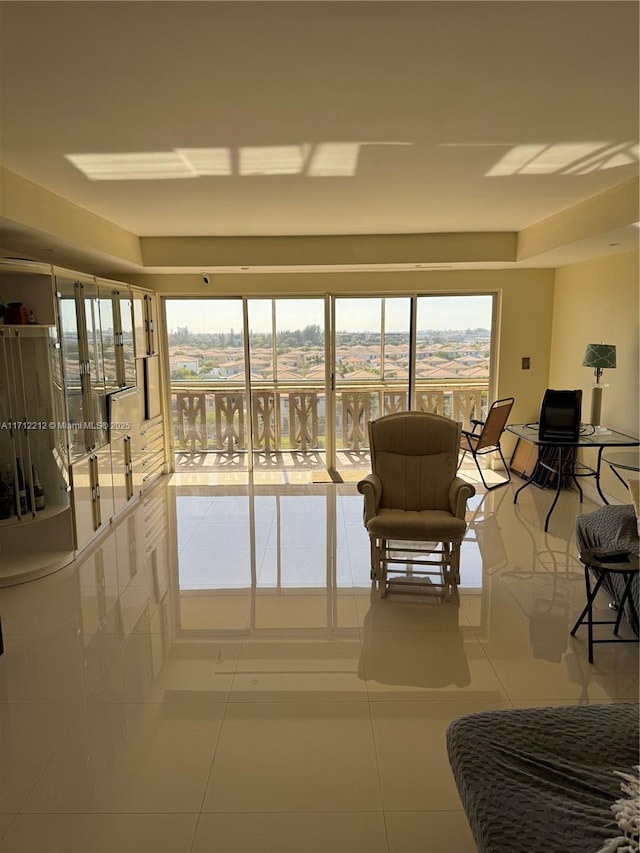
[{"left": 458, "top": 397, "right": 515, "bottom": 490}]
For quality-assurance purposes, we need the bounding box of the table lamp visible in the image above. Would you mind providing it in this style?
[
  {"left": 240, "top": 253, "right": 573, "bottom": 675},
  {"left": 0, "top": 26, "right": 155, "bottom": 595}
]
[{"left": 582, "top": 342, "right": 616, "bottom": 433}]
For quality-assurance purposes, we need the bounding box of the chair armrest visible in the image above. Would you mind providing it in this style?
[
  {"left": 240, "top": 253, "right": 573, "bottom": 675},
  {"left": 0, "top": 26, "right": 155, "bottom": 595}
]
[
  {"left": 449, "top": 477, "right": 476, "bottom": 518},
  {"left": 357, "top": 474, "right": 382, "bottom": 524}
]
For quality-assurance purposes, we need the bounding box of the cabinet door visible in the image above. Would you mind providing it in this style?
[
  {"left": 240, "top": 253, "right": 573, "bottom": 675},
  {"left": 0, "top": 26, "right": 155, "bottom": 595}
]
[
  {"left": 111, "top": 434, "right": 136, "bottom": 516},
  {"left": 72, "top": 452, "right": 111, "bottom": 551},
  {"left": 97, "top": 283, "right": 120, "bottom": 395},
  {"left": 95, "top": 444, "right": 114, "bottom": 525},
  {"left": 110, "top": 435, "right": 129, "bottom": 517},
  {"left": 144, "top": 356, "right": 161, "bottom": 420},
  {"left": 56, "top": 276, "right": 86, "bottom": 462},
  {"left": 131, "top": 289, "right": 158, "bottom": 357},
  {"left": 71, "top": 455, "right": 97, "bottom": 552},
  {"left": 118, "top": 288, "right": 136, "bottom": 387},
  {"left": 82, "top": 282, "right": 108, "bottom": 450},
  {"left": 132, "top": 288, "right": 147, "bottom": 358},
  {"left": 98, "top": 281, "right": 136, "bottom": 390},
  {"left": 144, "top": 294, "right": 158, "bottom": 356}
]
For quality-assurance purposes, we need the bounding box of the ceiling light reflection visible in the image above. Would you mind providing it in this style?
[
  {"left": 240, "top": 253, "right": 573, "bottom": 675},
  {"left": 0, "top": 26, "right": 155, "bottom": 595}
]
[
  {"left": 485, "top": 144, "right": 547, "bottom": 176},
  {"left": 485, "top": 141, "right": 638, "bottom": 177},
  {"left": 308, "top": 143, "right": 360, "bottom": 176},
  {"left": 239, "top": 145, "right": 311, "bottom": 175},
  {"left": 66, "top": 152, "right": 196, "bottom": 180},
  {"left": 66, "top": 142, "right": 414, "bottom": 180},
  {"left": 177, "top": 148, "right": 232, "bottom": 176}
]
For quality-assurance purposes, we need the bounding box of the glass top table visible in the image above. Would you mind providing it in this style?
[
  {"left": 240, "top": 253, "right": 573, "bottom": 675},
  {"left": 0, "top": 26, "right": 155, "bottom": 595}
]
[
  {"left": 601, "top": 449, "right": 640, "bottom": 490},
  {"left": 506, "top": 424, "right": 640, "bottom": 531}
]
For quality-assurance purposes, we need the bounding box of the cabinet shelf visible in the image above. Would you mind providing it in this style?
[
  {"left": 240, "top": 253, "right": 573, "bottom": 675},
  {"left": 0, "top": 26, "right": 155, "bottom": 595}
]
[
  {"left": 0, "top": 549, "right": 75, "bottom": 587},
  {"left": 0, "top": 502, "right": 70, "bottom": 529}
]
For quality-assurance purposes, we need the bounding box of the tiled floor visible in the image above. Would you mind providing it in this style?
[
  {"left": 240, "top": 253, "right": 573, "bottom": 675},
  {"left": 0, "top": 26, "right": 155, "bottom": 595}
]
[{"left": 0, "top": 467, "right": 638, "bottom": 852}]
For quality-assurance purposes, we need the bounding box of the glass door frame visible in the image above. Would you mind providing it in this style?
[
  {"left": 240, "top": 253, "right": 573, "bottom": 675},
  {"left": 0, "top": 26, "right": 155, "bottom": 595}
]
[
  {"left": 326, "top": 291, "right": 498, "bottom": 470},
  {"left": 328, "top": 294, "right": 414, "bottom": 470},
  {"left": 244, "top": 294, "right": 331, "bottom": 473}
]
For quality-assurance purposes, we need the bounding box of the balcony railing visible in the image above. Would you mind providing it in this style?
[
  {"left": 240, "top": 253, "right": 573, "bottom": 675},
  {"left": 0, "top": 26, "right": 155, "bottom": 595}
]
[{"left": 171, "top": 382, "right": 489, "bottom": 455}]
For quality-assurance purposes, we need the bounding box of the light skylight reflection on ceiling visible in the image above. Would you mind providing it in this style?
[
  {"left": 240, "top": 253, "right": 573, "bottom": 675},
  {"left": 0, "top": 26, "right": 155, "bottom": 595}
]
[
  {"left": 308, "top": 143, "right": 360, "bottom": 176},
  {"left": 66, "top": 142, "right": 412, "bottom": 180},
  {"left": 66, "top": 152, "right": 197, "bottom": 180},
  {"left": 239, "top": 145, "right": 311, "bottom": 175},
  {"left": 176, "top": 148, "right": 232, "bottom": 176},
  {"left": 485, "top": 142, "right": 639, "bottom": 176}
]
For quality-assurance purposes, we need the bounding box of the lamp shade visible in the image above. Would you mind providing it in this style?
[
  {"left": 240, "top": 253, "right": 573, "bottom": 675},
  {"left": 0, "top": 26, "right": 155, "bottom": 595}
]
[{"left": 582, "top": 343, "right": 616, "bottom": 370}]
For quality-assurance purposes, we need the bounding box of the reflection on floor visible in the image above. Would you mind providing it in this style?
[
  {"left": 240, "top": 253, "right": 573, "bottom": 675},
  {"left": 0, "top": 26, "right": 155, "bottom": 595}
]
[
  {"left": 1, "top": 467, "right": 638, "bottom": 852},
  {"left": 174, "top": 450, "right": 372, "bottom": 482}
]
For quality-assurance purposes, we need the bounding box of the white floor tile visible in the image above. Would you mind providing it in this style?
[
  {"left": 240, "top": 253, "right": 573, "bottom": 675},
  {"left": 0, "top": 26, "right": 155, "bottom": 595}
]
[
  {"left": 361, "top": 630, "right": 508, "bottom": 702},
  {"left": 192, "top": 812, "right": 388, "bottom": 853},
  {"left": 22, "top": 703, "right": 226, "bottom": 813},
  {"left": 0, "top": 702, "right": 82, "bottom": 811},
  {"left": 0, "top": 814, "right": 198, "bottom": 853},
  {"left": 371, "top": 699, "right": 512, "bottom": 811},
  {"left": 230, "top": 637, "right": 367, "bottom": 702},
  {"left": 201, "top": 701, "right": 383, "bottom": 813},
  {"left": 355, "top": 590, "right": 471, "bottom": 631},
  {"left": 484, "top": 642, "right": 639, "bottom": 703},
  {"left": 385, "top": 810, "right": 476, "bottom": 852},
  {"left": 91, "top": 634, "right": 239, "bottom": 703},
  {"left": 0, "top": 632, "right": 89, "bottom": 704},
  {"left": 0, "top": 816, "right": 15, "bottom": 844}
]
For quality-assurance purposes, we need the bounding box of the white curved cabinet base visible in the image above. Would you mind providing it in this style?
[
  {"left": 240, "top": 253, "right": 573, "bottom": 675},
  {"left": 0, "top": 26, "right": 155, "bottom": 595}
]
[{"left": 0, "top": 549, "right": 75, "bottom": 587}]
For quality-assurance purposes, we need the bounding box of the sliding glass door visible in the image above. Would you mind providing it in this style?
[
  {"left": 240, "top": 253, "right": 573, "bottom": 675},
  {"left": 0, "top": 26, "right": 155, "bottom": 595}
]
[
  {"left": 165, "top": 292, "right": 495, "bottom": 476},
  {"left": 414, "top": 294, "right": 493, "bottom": 424},
  {"left": 166, "top": 298, "right": 248, "bottom": 469},
  {"left": 247, "top": 298, "right": 327, "bottom": 469},
  {"left": 333, "top": 297, "right": 412, "bottom": 465}
]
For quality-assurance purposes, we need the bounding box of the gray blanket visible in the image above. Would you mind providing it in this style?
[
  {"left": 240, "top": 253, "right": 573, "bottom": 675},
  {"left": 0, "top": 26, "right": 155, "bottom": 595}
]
[{"left": 447, "top": 703, "right": 640, "bottom": 853}]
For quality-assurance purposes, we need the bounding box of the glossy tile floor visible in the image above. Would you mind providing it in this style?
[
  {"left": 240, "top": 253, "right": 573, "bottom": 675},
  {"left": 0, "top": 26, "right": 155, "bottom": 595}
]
[{"left": 1, "top": 466, "right": 638, "bottom": 852}]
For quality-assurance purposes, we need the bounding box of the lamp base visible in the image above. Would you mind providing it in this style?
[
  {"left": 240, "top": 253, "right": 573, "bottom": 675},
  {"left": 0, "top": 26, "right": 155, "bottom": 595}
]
[
  {"left": 590, "top": 385, "right": 605, "bottom": 431},
  {"left": 592, "top": 425, "right": 612, "bottom": 435}
]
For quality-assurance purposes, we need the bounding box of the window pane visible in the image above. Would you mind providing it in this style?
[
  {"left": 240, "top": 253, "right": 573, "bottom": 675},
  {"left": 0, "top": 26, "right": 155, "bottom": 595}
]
[
  {"left": 415, "top": 296, "right": 492, "bottom": 380},
  {"left": 166, "top": 299, "right": 244, "bottom": 384}
]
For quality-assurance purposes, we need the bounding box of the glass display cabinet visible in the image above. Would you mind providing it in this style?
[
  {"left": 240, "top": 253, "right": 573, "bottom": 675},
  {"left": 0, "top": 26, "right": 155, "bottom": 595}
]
[
  {"left": 0, "top": 259, "right": 166, "bottom": 585},
  {"left": 0, "top": 261, "right": 75, "bottom": 585}
]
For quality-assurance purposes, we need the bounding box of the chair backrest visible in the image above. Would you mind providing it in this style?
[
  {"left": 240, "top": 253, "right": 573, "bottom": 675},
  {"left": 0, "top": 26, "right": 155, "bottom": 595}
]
[
  {"left": 475, "top": 397, "right": 514, "bottom": 450},
  {"left": 538, "top": 389, "right": 582, "bottom": 441},
  {"left": 368, "top": 411, "right": 461, "bottom": 512}
]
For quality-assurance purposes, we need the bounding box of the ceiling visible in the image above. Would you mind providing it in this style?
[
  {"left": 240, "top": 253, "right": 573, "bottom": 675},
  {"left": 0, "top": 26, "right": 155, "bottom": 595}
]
[{"left": 0, "top": 1, "right": 639, "bottom": 272}]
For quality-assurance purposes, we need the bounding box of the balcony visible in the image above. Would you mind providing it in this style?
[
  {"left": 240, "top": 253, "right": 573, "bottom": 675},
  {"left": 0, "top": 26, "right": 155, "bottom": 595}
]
[{"left": 171, "top": 381, "right": 489, "bottom": 471}]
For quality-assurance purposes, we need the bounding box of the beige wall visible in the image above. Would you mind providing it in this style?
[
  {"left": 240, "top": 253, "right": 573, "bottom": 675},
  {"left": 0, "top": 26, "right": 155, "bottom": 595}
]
[
  {"left": 132, "top": 267, "right": 555, "bottom": 456},
  {"left": 550, "top": 250, "right": 639, "bottom": 502}
]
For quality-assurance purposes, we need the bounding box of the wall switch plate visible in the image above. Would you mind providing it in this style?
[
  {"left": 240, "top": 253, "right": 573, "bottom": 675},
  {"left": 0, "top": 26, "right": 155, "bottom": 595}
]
[{"left": 521, "top": 357, "right": 530, "bottom": 369}]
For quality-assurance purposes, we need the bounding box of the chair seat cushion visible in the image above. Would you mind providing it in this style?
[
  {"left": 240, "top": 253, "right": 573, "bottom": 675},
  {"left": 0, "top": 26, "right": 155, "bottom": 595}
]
[{"left": 368, "top": 508, "right": 466, "bottom": 541}]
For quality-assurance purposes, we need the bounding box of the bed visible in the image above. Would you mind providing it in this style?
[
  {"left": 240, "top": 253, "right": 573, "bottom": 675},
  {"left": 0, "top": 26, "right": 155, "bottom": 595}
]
[{"left": 446, "top": 703, "right": 639, "bottom": 853}]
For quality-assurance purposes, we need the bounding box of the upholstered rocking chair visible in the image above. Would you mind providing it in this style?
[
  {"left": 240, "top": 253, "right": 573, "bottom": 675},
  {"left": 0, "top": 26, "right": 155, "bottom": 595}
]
[{"left": 357, "top": 411, "right": 476, "bottom": 599}]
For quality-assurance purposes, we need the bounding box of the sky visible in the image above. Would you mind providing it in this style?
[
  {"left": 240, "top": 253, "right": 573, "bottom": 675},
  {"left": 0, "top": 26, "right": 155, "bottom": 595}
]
[{"left": 165, "top": 295, "right": 493, "bottom": 335}]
